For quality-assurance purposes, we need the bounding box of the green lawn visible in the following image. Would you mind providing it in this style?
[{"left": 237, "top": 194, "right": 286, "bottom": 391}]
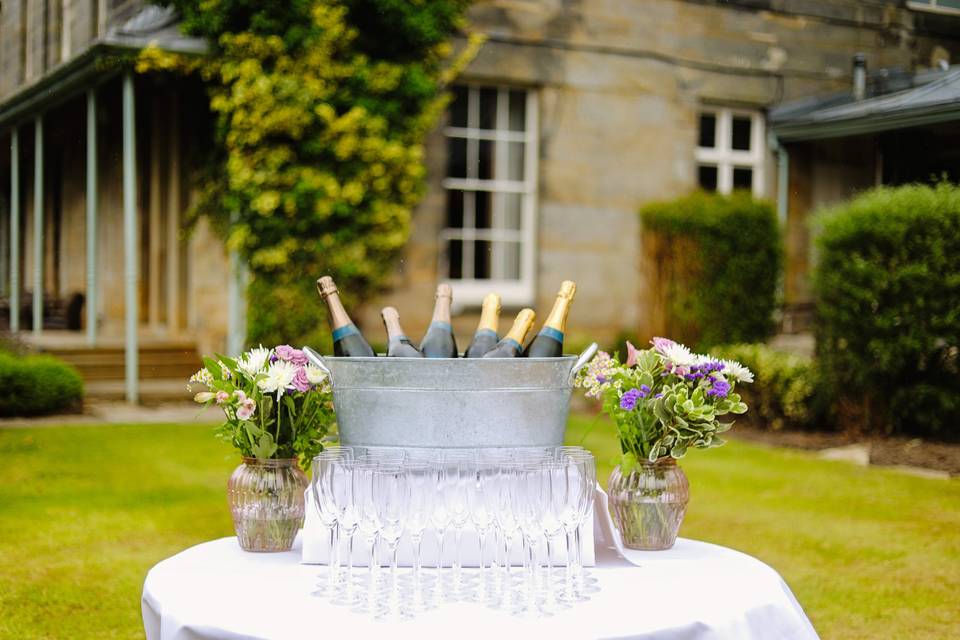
[{"left": 0, "top": 417, "right": 958, "bottom": 639}]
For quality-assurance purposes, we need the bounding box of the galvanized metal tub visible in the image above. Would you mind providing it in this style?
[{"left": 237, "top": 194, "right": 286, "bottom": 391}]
[{"left": 304, "top": 344, "right": 597, "bottom": 448}]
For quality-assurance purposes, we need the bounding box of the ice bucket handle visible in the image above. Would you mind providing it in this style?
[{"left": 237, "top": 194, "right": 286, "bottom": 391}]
[
  {"left": 568, "top": 342, "right": 598, "bottom": 385},
  {"left": 302, "top": 346, "right": 332, "bottom": 383}
]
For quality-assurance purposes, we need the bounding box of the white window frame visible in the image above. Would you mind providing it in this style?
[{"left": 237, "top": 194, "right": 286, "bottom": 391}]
[
  {"left": 907, "top": 0, "right": 960, "bottom": 16},
  {"left": 440, "top": 85, "right": 538, "bottom": 309},
  {"left": 695, "top": 108, "right": 765, "bottom": 196}
]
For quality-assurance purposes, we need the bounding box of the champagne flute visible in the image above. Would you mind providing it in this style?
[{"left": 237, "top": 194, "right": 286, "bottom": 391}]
[
  {"left": 443, "top": 451, "right": 473, "bottom": 596},
  {"left": 331, "top": 458, "right": 360, "bottom": 605},
  {"left": 402, "top": 460, "right": 433, "bottom": 610},
  {"left": 311, "top": 450, "right": 347, "bottom": 596},
  {"left": 467, "top": 459, "right": 495, "bottom": 601},
  {"left": 374, "top": 465, "right": 407, "bottom": 619},
  {"left": 353, "top": 460, "right": 382, "bottom": 613}
]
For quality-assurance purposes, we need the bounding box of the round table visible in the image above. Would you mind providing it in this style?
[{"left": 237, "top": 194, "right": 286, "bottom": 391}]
[{"left": 142, "top": 534, "right": 818, "bottom": 640}]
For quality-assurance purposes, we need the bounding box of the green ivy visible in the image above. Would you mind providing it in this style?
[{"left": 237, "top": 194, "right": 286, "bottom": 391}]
[
  {"left": 145, "top": 0, "right": 477, "bottom": 347},
  {"left": 814, "top": 183, "right": 960, "bottom": 437},
  {"left": 639, "top": 191, "right": 783, "bottom": 349}
]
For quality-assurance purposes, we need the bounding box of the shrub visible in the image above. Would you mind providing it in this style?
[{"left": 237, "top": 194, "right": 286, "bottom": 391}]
[
  {"left": 0, "top": 352, "right": 84, "bottom": 417},
  {"left": 814, "top": 183, "right": 960, "bottom": 437},
  {"left": 712, "top": 343, "right": 821, "bottom": 431},
  {"left": 639, "top": 191, "right": 782, "bottom": 349}
]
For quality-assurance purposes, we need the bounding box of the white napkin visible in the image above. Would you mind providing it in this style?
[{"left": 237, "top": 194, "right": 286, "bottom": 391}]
[{"left": 301, "top": 487, "right": 597, "bottom": 567}]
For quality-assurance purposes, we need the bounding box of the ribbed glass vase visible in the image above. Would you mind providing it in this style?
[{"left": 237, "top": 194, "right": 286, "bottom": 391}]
[
  {"left": 607, "top": 459, "right": 689, "bottom": 550},
  {"left": 227, "top": 457, "right": 308, "bottom": 552}
]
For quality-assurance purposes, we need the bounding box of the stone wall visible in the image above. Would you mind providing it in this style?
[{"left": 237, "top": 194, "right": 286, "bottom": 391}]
[{"left": 361, "top": 0, "right": 960, "bottom": 347}]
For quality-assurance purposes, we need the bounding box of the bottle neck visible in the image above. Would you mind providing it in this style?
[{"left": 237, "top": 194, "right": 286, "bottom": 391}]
[
  {"left": 504, "top": 309, "right": 535, "bottom": 344},
  {"left": 381, "top": 309, "right": 407, "bottom": 341},
  {"left": 324, "top": 291, "right": 354, "bottom": 331},
  {"left": 541, "top": 295, "right": 572, "bottom": 335},
  {"left": 476, "top": 294, "right": 501, "bottom": 333},
  {"left": 431, "top": 293, "right": 452, "bottom": 324}
]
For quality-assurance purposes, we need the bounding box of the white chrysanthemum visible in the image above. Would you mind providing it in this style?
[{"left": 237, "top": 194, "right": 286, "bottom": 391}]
[
  {"left": 305, "top": 364, "right": 327, "bottom": 385},
  {"left": 662, "top": 342, "right": 696, "bottom": 366},
  {"left": 238, "top": 346, "right": 271, "bottom": 378},
  {"left": 722, "top": 359, "right": 754, "bottom": 383},
  {"left": 258, "top": 360, "right": 297, "bottom": 393}
]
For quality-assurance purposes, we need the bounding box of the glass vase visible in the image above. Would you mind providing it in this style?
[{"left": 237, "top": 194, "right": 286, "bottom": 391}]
[
  {"left": 227, "top": 457, "right": 308, "bottom": 552},
  {"left": 607, "top": 459, "right": 689, "bottom": 550}
]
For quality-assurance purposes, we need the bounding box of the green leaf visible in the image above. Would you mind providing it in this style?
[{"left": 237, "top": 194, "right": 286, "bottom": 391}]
[{"left": 202, "top": 356, "right": 223, "bottom": 381}]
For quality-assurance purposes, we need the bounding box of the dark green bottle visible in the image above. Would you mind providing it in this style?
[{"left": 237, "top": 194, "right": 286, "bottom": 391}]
[
  {"left": 482, "top": 308, "right": 536, "bottom": 358},
  {"left": 524, "top": 280, "right": 576, "bottom": 357},
  {"left": 420, "top": 283, "right": 458, "bottom": 358},
  {"left": 465, "top": 293, "right": 501, "bottom": 358},
  {"left": 381, "top": 306, "right": 423, "bottom": 357},
  {"left": 317, "top": 276, "right": 376, "bottom": 357}
]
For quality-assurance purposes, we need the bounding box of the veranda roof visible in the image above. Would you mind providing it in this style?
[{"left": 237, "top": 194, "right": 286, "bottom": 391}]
[
  {"left": 771, "top": 67, "right": 960, "bottom": 141},
  {"left": 0, "top": 6, "right": 206, "bottom": 130}
]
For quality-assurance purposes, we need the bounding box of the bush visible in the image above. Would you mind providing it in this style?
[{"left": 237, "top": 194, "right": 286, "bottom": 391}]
[
  {"left": 0, "top": 352, "right": 84, "bottom": 417},
  {"left": 712, "top": 343, "right": 821, "bottom": 431},
  {"left": 814, "top": 183, "right": 960, "bottom": 438},
  {"left": 639, "top": 191, "right": 782, "bottom": 349}
]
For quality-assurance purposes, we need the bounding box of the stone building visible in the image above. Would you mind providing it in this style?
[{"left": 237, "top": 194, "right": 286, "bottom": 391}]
[{"left": 1, "top": 0, "right": 959, "bottom": 401}]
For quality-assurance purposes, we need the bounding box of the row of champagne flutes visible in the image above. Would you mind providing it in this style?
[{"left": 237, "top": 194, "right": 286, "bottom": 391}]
[{"left": 310, "top": 445, "right": 596, "bottom": 618}]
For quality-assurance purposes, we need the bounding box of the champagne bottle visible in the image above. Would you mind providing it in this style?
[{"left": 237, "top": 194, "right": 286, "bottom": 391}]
[
  {"left": 465, "top": 293, "right": 501, "bottom": 358},
  {"left": 524, "top": 280, "right": 576, "bottom": 357},
  {"left": 316, "top": 276, "right": 376, "bottom": 357},
  {"left": 381, "top": 306, "right": 423, "bottom": 358},
  {"left": 419, "top": 283, "right": 458, "bottom": 358},
  {"left": 482, "top": 308, "right": 536, "bottom": 358}
]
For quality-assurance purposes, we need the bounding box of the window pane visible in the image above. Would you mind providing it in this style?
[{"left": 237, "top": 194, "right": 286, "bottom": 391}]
[
  {"left": 479, "top": 87, "right": 497, "bottom": 130},
  {"left": 940, "top": 0, "right": 960, "bottom": 8},
  {"left": 508, "top": 90, "right": 526, "bottom": 131},
  {"left": 475, "top": 190, "right": 491, "bottom": 229},
  {"left": 447, "top": 137, "right": 466, "bottom": 178},
  {"left": 446, "top": 189, "right": 464, "bottom": 228},
  {"left": 447, "top": 239, "right": 463, "bottom": 279},
  {"left": 478, "top": 140, "right": 494, "bottom": 180},
  {"left": 475, "top": 240, "right": 491, "bottom": 279},
  {"left": 731, "top": 116, "right": 752, "bottom": 151},
  {"left": 698, "top": 165, "right": 718, "bottom": 191},
  {"left": 507, "top": 142, "right": 525, "bottom": 181},
  {"left": 502, "top": 193, "right": 522, "bottom": 230},
  {"left": 698, "top": 113, "right": 716, "bottom": 148},
  {"left": 499, "top": 241, "right": 522, "bottom": 280},
  {"left": 733, "top": 167, "right": 753, "bottom": 190},
  {"left": 449, "top": 86, "right": 468, "bottom": 127}
]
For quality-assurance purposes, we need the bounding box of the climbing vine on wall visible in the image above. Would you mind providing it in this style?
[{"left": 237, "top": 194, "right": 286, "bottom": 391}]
[{"left": 141, "top": 0, "right": 480, "bottom": 347}]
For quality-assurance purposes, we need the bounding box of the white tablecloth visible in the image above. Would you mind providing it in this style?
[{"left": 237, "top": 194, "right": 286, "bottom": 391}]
[{"left": 142, "top": 531, "right": 818, "bottom": 640}]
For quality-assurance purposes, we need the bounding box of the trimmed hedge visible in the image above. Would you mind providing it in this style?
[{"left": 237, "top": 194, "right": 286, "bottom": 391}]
[
  {"left": 640, "top": 191, "right": 782, "bottom": 349},
  {"left": 0, "top": 352, "right": 84, "bottom": 417},
  {"left": 713, "top": 343, "right": 821, "bottom": 431},
  {"left": 814, "top": 183, "right": 960, "bottom": 437}
]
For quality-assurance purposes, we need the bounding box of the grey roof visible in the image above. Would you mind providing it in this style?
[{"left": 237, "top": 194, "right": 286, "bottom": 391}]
[
  {"left": 0, "top": 6, "right": 206, "bottom": 129},
  {"left": 771, "top": 67, "right": 960, "bottom": 141}
]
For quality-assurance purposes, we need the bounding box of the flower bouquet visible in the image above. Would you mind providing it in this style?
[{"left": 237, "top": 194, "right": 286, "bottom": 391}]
[
  {"left": 189, "top": 345, "right": 336, "bottom": 552},
  {"left": 577, "top": 337, "right": 752, "bottom": 549}
]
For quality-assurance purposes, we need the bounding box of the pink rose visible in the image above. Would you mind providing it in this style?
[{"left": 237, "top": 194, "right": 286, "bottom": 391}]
[
  {"left": 291, "top": 366, "right": 311, "bottom": 393},
  {"left": 274, "top": 345, "right": 296, "bottom": 362},
  {"left": 288, "top": 349, "right": 308, "bottom": 366}
]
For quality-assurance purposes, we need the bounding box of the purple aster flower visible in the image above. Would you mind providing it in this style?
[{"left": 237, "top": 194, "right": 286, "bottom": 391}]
[
  {"left": 654, "top": 392, "right": 664, "bottom": 399},
  {"left": 707, "top": 377, "right": 731, "bottom": 399},
  {"left": 596, "top": 375, "right": 607, "bottom": 384},
  {"left": 638, "top": 384, "right": 651, "bottom": 398},
  {"left": 620, "top": 388, "right": 643, "bottom": 411}
]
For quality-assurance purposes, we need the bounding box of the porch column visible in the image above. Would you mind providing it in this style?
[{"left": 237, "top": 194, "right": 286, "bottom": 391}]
[
  {"left": 0, "top": 194, "right": 7, "bottom": 299},
  {"left": 9, "top": 129, "right": 19, "bottom": 332},
  {"left": 32, "top": 116, "right": 43, "bottom": 336},
  {"left": 226, "top": 213, "right": 247, "bottom": 356},
  {"left": 86, "top": 89, "right": 98, "bottom": 345},
  {"left": 122, "top": 72, "right": 139, "bottom": 403}
]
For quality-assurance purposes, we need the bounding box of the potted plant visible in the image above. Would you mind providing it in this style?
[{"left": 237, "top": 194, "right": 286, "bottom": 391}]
[
  {"left": 577, "top": 337, "right": 752, "bottom": 550},
  {"left": 189, "top": 345, "right": 335, "bottom": 552}
]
